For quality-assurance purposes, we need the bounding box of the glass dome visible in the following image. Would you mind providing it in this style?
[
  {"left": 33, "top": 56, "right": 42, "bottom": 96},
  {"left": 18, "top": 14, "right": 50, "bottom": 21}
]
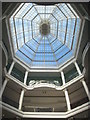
[{"left": 9, "top": 3, "right": 81, "bottom": 69}]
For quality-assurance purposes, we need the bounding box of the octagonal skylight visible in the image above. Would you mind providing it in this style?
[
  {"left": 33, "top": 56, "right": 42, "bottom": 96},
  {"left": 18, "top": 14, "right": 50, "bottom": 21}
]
[{"left": 9, "top": 3, "right": 81, "bottom": 69}]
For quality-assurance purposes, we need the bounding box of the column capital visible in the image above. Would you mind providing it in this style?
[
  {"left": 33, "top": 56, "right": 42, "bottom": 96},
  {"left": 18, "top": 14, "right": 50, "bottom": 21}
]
[
  {"left": 60, "top": 71, "right": 64, "bottom": 73},
  {"left": 21, "top": 87, "right": 25, "bottom": 90},
  {"left": 26, "top": 70, "right": 29, "bottom": 73},
  {"left": 60, "top": 70, "right": 63, "bottom": 72},
  {"left": 12, "top": 60, "right": 16, "bottom": 63},
  {"left": 25, "top": 70, "right": 29, "bottom": 75},
  {"left": 80, "top": 78, "right": 84, "bottom": 82},
  {"left": 63, "top": 88, "right": 67, "bottom": 92},
  {"left": 6, "top": 78, "right": 9, "bottom": 82},
  {"left": 22, "top": 88, "right": 26, "bottom": 92},
  {"left": 4, "top": 78, "right": 9, "bottom": 81},
  {"left": 73, "top": 60, "right": 77, "bottom": 64}
]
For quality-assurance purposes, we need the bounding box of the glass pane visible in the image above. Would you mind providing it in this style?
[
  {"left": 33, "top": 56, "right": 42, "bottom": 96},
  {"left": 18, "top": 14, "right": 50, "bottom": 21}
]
[
  {"left": 23, "top": 7, "right": 37, "bottom": 20},
  {"left": 34, "top": 5, "right": 45, "bottom": 13},
  {"left": 46, "top": 6, "right": 55, "bottom": 13},
  {"left": 15, "top": 3, "right": 33, "bottom": 18}
]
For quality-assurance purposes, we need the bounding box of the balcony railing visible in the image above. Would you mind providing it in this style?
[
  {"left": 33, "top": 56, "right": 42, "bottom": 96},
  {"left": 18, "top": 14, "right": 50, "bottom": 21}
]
[
  {"left": 29, "top": 80, "right": 61, "bottom": 86},
  {"left": 5, "top": 60, "right": 84, "bottom": 87}
]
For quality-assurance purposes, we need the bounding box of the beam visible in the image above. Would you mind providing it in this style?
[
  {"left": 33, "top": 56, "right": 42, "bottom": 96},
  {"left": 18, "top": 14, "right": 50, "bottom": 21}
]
[
  {"left": 8, "top": 61, "right": 15, "bottom": 75},
  {"left": 0, "top": 79, "right": 8, "bottom": 99}
]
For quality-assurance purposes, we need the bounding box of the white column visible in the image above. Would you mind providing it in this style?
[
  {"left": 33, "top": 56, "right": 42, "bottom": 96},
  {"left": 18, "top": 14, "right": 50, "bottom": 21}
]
[
  {"left": 34, "top": 108, "right": 36, "bottom": 112},
  {"left": 53, "top": 107, "right": 54, "bottom": 112},
  {"left": 64, "top": 89, "right": 71, "bottom": 111},
  {"left": 8, "top": 61, "right": 15, "bottom": 75},
  {"left": 18, "top": 89, "right": 25, "bottom": 110},
  {"left": 61, "top": 71, "right": 65, "bottom": 85},
  {"left": 0, "top": 79, "right": 8, "bottom": 99},
  {"left": 81, "top": 79, "right": 90, "bottom": 101},
  {"left": 24, "top": 71, "right": 28, "bottom": 85},
  {"left": 74, "top": 61, "right": 82, "bottom": 75}
]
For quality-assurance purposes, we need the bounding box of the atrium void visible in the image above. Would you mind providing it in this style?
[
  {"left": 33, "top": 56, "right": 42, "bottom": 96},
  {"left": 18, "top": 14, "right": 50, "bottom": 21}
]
[{"left": 1, "top": 2, "right": 90, "bottom": 119}]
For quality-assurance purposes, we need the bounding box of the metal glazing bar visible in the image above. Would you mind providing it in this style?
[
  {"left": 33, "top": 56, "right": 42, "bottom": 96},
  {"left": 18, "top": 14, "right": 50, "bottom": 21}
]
[
  {"left": 56, "top": 21, "right": 59, "bottom": 38},
  {"left": 22, "top": 45, "right": 34, "bottom": 56},
  {"left": 13, "top": 3, "right": 25, "bottom": 17},
  {"left": 34, "top": 6, "right": 42, "bottom": 21},
  {"left": 19, "top": 49, "right": 32, "bottom": 61},
  {"left": 50, "top": 29, "right": 66, "bottom": 32},
  {"left": 65, "top": 4, "right": 77, "bottom": 50},
  {"left": 44, "top": 6, "right": 46, "bottom": 19},
  {"left": 47, "top": 36, "right": 59, "bottom": 67},
  {"left": 22, "top": 5, "right": 34, "bottom": 18},
  {"left": 71, "top": 18, "right": 77, "bottom": 50},
  {"left": 44, "top": 36, "right": 45, "bottom": 63},
  {"left": 57, "top": 50, "right": 71, "bottom": 61},
  {"left": 55, "top": 5, "right": 68, "bottom": 44},
  {"left": 64, "top": 19, "right": 68, "bottom": 44},
  {"left": 61, "top": 4, "right": 71, "bottom": 18},
  {"left": 56, "top": 5, "right": 67, "bottom": 18},
  {"left": 36, "top": 51, "right": 53, "bottom": 54},
  {"left": 33, "top": 38, "right": 39, "bottom": 44},
  {"left": 31, "top": 19, "right": 33, "bottom": 39},
  {"left": 50, "top": 38, "right": 57, "bottom": 44},
  {"left": 54, "top": 44, "right": 64, "bottom": 53},
  {"left": 30, "top": 36, "right": 43, "bottom": 66},
  {"left": 25, "top": 44, "right": 36, "bottom": 53},
  {"left": 13, "top": 18, "right": 19, "bottom": 49},
  {"left": 32, "top": 60, "right": 56, "bottom": 62},
  {"left": 13, "top": 28, "right": 39, "bottom": 36},
  {"left": 33, "top": 32, "right": 40, "bottom": 39},
  {"left": 31, "top": 14, "right": 39, "bottom": 22},
  {"left": 50, "top": 21, "right": 60, "bottom": 24},
  {"left": 22, "top": 19, "right": 25, "bottom": 43},
  {"left": 66, "top": 4, "right": 76, "bottom": 18},
  {"left": 47, "top": 5, "right": 57, "bottom": 21},
  {"left": 49, "top": 33, "right": 57, "bottom": 42}
]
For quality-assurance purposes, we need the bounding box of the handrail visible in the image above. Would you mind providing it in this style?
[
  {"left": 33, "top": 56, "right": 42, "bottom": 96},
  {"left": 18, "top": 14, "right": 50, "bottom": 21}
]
[
  {"left": 0, "top": 101, "right": 90, "bottom": 118},
  {"left": 6, "top": 73, "right": 84, "bottom": 91}
]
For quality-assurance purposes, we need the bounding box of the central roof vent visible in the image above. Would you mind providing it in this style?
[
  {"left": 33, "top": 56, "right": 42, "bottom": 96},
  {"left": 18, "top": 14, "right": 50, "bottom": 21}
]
[{"left": 40, "top": 20, "right": 50, "bottom": 35}]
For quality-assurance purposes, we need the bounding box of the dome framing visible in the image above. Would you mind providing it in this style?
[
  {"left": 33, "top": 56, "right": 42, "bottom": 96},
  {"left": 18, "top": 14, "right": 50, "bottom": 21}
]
[{"left": 9, "top": 3, "right": 81, "bottom": 70}]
